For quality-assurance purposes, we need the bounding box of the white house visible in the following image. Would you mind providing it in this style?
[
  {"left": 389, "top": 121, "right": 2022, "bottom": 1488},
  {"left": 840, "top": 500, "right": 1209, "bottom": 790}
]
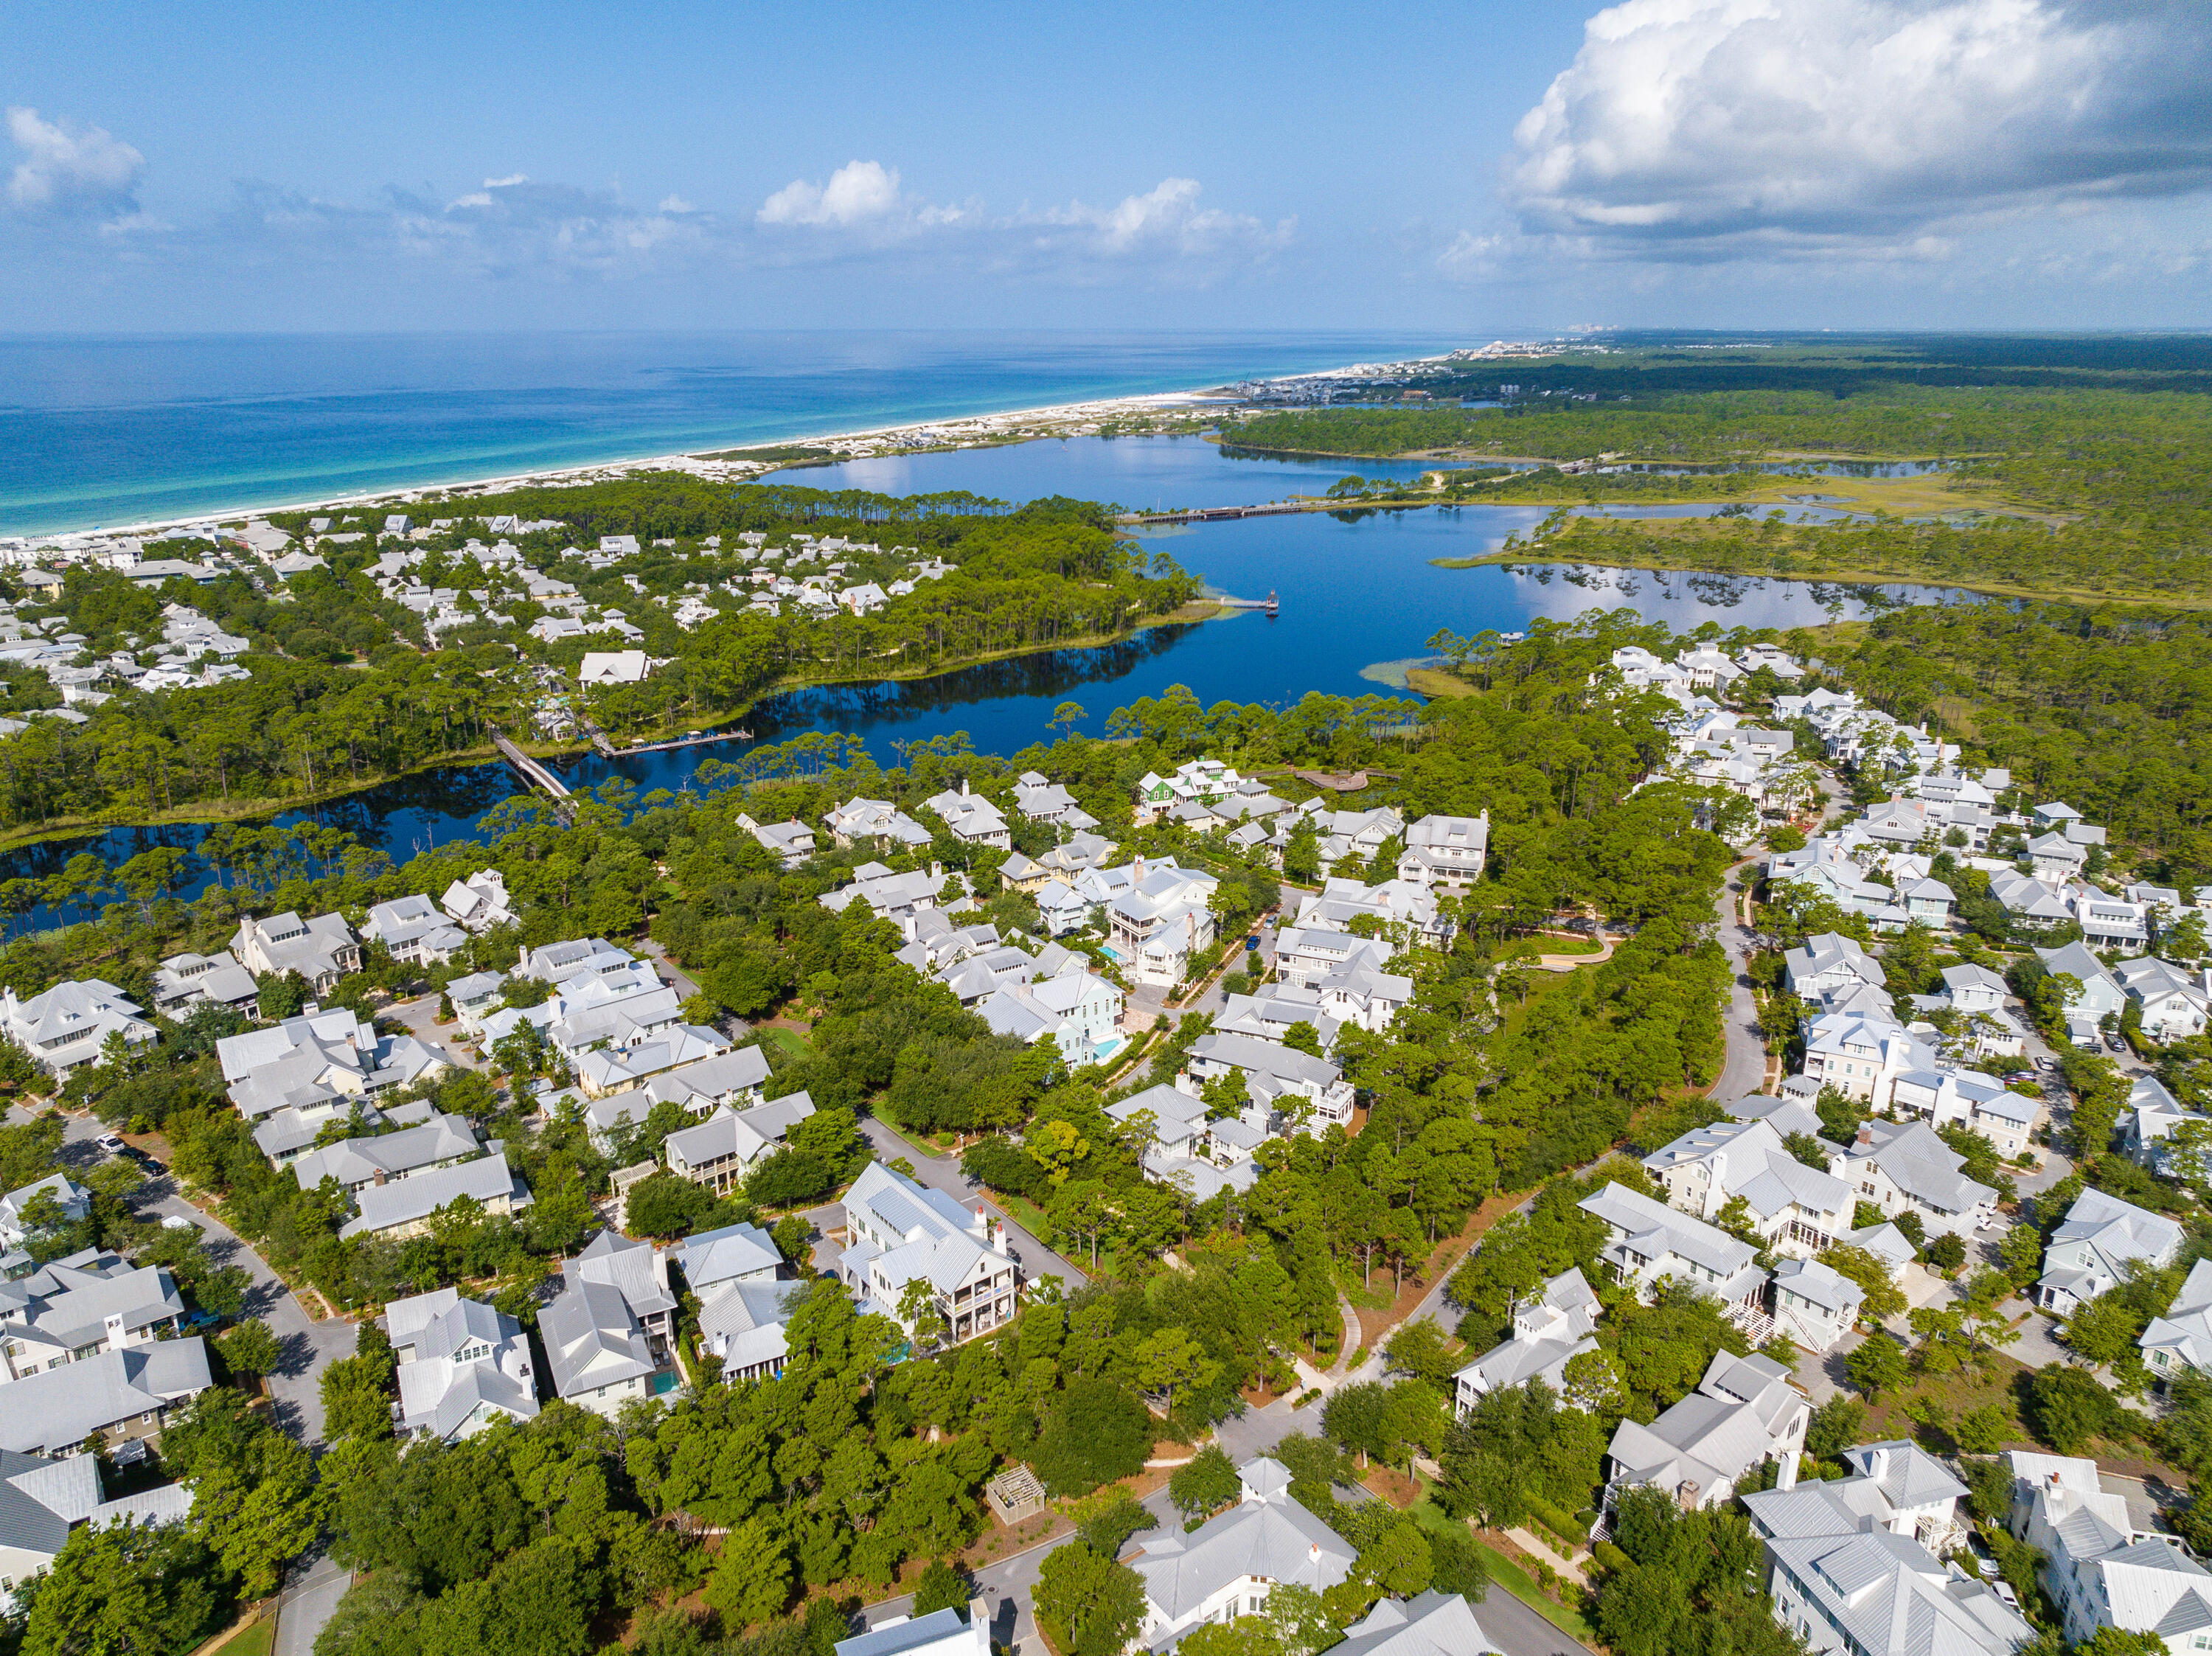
[
  {"left": 1832, "top": 1121, "right": 1998, "bottom": 1240},
  {"left": 821, "top": 798, "right": 934, "bottom": 851},
  {"left": 1181, "top": 1029, "right": 1354, "bottom": 1129},
  {"left": 2140, "top": 1259, "right": 2212, "bottom": 1386},
  {"left": 0, "top": 1250, "right": 184, "bottom": 1384},
  {"left": 1769, "top": 1257, "right": 1865, "bottom": 1351},
  {"left": 1105, "top": 861, "right": 1220, "bottom": 987},
  {"left": 230, "top": 911, "right": 361, "bottom": 997},
  {"left": 919, "top": 782, "right": 1011, "bottom": 850},
  {"left": 838, "top": 1162, "right": 1018, "bottom": 1346},
  {"left": 2114, "top": 956, "right": 2210, "bottom": 1043},
  {"left": 2121, "top": 1075, "right": 2208, "bottom": 1177},
  {"left": 1641, "top": 1116, "right": 1854, "bottom": 1259},
  {"left": 387, "top": 1288, "right": 538, "bottom": 1441},
  {"left": 1451, "top": 1267, "right": 1601, "bottom": 1416},
  {"left": 1604, "top": 1351, "right": 1809, "bottom": 1511},
  {"left": 578, "top": 650, "right": 654, "bottom": 686},
  {"left": 1742, "top": 1444, "right": 2025, "bottom": 1656},
  {"left": 2037, "top": 1187, "right": 2183, "bottom": 1315},
  {"left": 1579, "top": 1181, "right": 1770, "bottom": 1321},
  {"left": 2008, "top": 1452, "right": 2212, "bottom": 1649},
  {"left": 737, "top": 813, "right": 817, "bottom": 870},
  {"left": 1127, "top": 1456, "right": 1356, "bottom": 1648},
  {"left": 2034, "top": 942, "right": 2127, "bottom": 1046},
  {"left": 0, "top": 981, "right": 158, "bottom": 1076}
]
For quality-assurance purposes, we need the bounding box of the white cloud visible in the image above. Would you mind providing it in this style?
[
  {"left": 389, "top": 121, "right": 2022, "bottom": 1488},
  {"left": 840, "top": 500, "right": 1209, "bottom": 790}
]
[
  {"left": 1504, "top": 0, "right": 2212, "bottom": 260},
  {"left": 1037, "top": 178, "right": 1290, "bottom": 259},
  {"left": 658, "top": 194, "right": 693, "bottom": 214},
  {"left": 758, "top": 159, "right": 904, "bottom": 226},
  {"left": 7, "top": 106, "right": 145, "bottom": 215}
]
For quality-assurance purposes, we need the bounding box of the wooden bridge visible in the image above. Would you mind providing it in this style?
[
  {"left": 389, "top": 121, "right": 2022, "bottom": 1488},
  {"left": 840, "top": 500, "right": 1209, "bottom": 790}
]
[{"left": 493, "top": 734, "right": 573, "bottom": 807}]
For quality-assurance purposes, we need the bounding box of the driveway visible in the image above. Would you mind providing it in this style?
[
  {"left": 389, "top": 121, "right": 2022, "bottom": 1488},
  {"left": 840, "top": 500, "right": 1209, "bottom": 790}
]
[
  {"left": 855, "top": 1116, "right": 1090, "bottom": 1290},
  {"left": 380, "top": 992, "right": 480, "bottom": 1072}
]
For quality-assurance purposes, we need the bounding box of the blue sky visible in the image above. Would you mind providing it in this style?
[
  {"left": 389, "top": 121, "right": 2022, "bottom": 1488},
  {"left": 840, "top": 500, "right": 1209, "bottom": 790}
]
[{"left": 5, "top": 0, "right": 2211, "bottom": 333}]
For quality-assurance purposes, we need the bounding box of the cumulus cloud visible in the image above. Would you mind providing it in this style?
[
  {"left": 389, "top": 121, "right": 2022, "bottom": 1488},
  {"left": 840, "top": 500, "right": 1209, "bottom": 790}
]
[
  {"left": 1036, "top": 177, "right": 1290, "bottom": 260},
  {"left": 7, "top": 106, "right": 145, "bottom": 215},
  {"left": 1504, "top": 0, "right": 2212, "bottom": 259},
  {"left": 758, "top": 159, "right": 905, "bottom": 226}
]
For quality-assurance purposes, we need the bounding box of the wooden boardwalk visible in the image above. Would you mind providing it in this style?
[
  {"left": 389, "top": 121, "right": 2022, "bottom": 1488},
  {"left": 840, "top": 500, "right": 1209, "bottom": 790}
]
[{"left": 492, "top": 734, "right": 572, "bottom": 801}]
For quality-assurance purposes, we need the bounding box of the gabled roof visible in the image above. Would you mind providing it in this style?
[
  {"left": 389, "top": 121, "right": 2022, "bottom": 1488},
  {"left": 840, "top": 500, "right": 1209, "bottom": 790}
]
[
  {"left": 673, "top": 1221, "right": 782, "bottom": 1292},
  {"left": 1128, "top": 1460, "right": 1355, "bottom": 1621},
  {"left": 0, "top": 1339, "right": 212, "bottom": 1455}
]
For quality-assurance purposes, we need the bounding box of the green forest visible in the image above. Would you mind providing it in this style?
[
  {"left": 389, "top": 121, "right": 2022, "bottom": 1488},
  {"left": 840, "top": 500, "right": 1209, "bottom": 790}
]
[
  {"left": 1248, "top": 371, "right": 2212, "bottom": 610},
  {"left": 0, "top": 484, "right": 1198, "bottom": 837},
  {"left": 0, "top": 610, "right": 1763, "bottom": 1656}
]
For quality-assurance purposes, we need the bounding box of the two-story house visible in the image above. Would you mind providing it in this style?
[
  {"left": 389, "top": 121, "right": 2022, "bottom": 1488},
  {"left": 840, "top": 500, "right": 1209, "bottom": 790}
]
[
  {"left": 1642, "top": 1116, "right": 1854, "bottom": 1258},
  {"left": 840, "top": 1162, "right": 1018, "bottom": 1346},
  {"left": 2037, "top": 1188, "right": 2183, "bottom": 1315},
  {"left": 1451, "top": 1267, "right": 1601, "bottom": 1417}
]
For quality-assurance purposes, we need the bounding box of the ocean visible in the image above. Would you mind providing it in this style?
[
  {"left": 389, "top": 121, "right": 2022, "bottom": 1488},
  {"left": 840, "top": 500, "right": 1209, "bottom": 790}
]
[{"left": 0, "top": 330, "right": 1461, "bottom": 535}]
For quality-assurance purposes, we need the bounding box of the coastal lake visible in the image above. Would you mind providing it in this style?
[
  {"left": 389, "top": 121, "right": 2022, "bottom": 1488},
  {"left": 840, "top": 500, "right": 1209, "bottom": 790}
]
[{"left": 3, "top": 434, "right": 1954, "bottom": 910}]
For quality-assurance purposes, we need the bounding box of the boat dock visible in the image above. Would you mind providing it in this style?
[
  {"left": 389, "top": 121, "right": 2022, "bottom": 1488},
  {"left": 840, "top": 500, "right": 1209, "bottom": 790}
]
[
  {"left": 589, "top": 727, "right": 756, "bottom": 759},
  {"left": 1214, "top": 589, "right": 1279, "bottom": 615}
]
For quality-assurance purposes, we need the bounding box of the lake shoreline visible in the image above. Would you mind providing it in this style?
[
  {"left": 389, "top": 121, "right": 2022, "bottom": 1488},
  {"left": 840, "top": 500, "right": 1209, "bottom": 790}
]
[{"left": 0, "top": 600, "right": 1234, "bottom": 855}]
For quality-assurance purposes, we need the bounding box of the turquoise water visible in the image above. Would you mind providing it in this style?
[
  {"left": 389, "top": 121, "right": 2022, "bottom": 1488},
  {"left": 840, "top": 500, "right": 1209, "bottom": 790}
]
[{"left": 0, "top": 330, "right": 1460, "bottom": 534}]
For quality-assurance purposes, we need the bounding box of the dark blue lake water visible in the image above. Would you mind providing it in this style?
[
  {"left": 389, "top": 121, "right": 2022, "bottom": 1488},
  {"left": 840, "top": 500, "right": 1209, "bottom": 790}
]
[{"left": 2, "top": 434, "right": 1959, "bottom": 915}]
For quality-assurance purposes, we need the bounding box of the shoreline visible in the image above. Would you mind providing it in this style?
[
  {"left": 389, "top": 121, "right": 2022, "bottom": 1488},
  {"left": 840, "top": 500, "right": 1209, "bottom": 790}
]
[
  {"left": 20, "top": 386, "right": 1236, "bottom": 543},
  {"left": 14, "top": 343, "right": 1472, "bottom": 542},
  {"left": 0, "top": 599, "right": 1234, "bottom": 855}
]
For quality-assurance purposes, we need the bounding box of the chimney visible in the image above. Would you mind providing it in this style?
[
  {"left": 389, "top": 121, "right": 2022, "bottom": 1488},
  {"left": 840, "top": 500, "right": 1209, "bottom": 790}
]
[
  {"left": 967, "top": 1598, "right": 989, "bottom": 1632},
  {"left": 1677, "top": 1480, "right": 1702, "bottom": 1511},
  {"left": 961, "top": 776, "right": 970, "bottom": 797},
  {"left": 372, "top": 1169, "right": 386, "bottom": 1186},
  {"left": 1857, "top": 1124, "right": 1874, "bottom": 1147},
  {"left": 1778, "top": 1450, "right": 1799, "bottom": 1491}
]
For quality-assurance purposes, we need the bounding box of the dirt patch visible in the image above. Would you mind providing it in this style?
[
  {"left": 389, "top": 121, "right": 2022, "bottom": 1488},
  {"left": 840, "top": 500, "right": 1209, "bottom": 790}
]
[
  {"left": 1361, "top": 1464, "right": 1422, "bottom": 1508},
  {"left": 1352, "top": 1202, "right": 1511, "bottom": 1349}
]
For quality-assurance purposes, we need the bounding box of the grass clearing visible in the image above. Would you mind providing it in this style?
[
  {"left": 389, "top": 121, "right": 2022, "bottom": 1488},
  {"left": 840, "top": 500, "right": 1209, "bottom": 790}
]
[
  {"left": 201, "top": 1619, "right": 275, "bottom": 1656},
  {"left": 1408, "top": 1483, "right": 1598, "bottom": 1641}
]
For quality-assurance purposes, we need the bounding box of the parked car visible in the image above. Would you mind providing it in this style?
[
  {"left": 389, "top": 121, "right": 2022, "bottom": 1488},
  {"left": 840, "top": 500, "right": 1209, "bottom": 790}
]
[
  {"left": 96, "top": 1133, "right": 125, "bottom": 1152},
  {"left": 2107, "top": 1036, "right": 2129, "bottom": 1054}
]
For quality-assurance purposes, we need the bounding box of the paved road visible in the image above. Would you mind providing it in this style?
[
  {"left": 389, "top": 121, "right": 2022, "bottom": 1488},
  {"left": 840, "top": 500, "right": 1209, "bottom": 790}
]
[
  {"left": 274, "top": 1545, "right": 352, "bottom": 1656},
  {"left": 1711, "top": 863, "right": 1772, "bottom": 1107},
  {"left": 11, "top": 1102, "right": 357, "bottom": 1443},
  {"left": 855, "top": 1116, "right": 1090, "bottom": 1290}
]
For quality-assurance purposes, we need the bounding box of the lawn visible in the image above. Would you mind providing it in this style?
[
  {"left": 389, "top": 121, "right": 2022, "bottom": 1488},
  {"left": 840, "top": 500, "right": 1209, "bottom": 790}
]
[
  {"left": 757, "top": 1025, "right": 813, "bottom": 1060},
  {"left": 203, "top": 1618, "right": 275, "bottom": 1656},
  {"left": 1405, "top": 1491, "right": 1596, "bottom": 1641}
]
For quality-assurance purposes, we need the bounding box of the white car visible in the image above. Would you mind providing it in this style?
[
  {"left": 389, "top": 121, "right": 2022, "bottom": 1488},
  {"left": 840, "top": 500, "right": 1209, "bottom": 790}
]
[{"left": 96, "top": 1133, "right": 125, "bottom": 1152}]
